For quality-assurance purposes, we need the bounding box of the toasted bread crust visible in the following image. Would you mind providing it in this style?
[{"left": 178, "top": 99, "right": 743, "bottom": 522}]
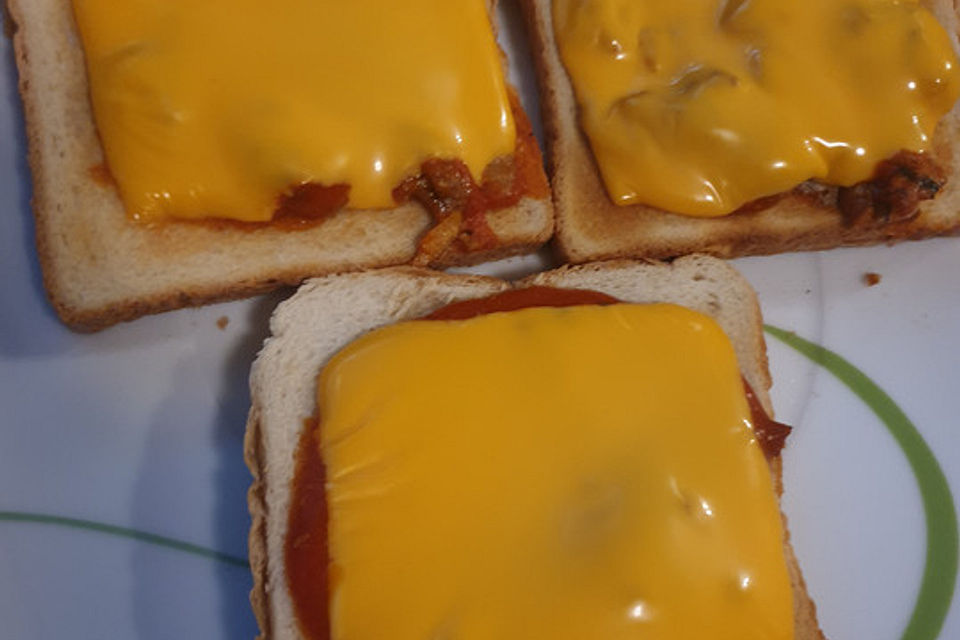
[
  {"left": 245, "top": 405, "right": 271, "bottom": 640},
  {"left": 519, "top": 0, "right": 960, "bottom": 263},
  {"left": 6, "top": 0, "right": 552, "bottom": 332},
  {"left": 246, "top": 259, "right": 826, "bottom": 640}
]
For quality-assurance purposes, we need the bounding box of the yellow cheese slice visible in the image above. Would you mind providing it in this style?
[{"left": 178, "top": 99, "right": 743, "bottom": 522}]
[
  {"left": 72, "top": 0, "right": 516, "bottom": 221},
  {"left": 317, "top": 303, "right": 794, "bottom": 639},
  {"left": 553, "top": 0, "right": 960, "bottom": 216}
]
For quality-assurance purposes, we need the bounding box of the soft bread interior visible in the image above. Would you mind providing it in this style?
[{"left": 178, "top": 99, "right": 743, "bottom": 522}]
[{"left": 246, "top": 256, "right": 825, "bottom": 639}]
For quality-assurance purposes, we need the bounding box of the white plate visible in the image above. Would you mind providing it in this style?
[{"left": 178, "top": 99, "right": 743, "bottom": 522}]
[{"left": 1, "top": 4, "right": 958, "bottom": 639}]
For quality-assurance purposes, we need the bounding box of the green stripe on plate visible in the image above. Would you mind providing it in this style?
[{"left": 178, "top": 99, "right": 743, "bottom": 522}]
[
  {"left": 0, "top": 511, "right": 249, "bottom": 569},
  {"left": 765, "top": 324, "right": 958, "bottom": 640}
]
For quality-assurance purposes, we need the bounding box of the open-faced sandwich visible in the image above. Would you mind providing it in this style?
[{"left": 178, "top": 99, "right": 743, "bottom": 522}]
[
  {"left": 521, "top": 0, "right": 960, "bottom": 261},
  {"left": 7, "top": 0, "right": 553, "bottom": 330},
  {"left": 246, "top": 256, "right": 826, "bottom": 639}
]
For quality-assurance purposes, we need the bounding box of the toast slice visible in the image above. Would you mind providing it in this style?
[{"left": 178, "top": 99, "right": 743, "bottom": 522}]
[
  {"left": 5, "top": 0, "right": 553, "bottom": 331},
  {"left": 519, "top": 0, "right": 960, "bottom": 262},
  {"left": 245, "top": 255, "right": 826, "bottom": 639}
]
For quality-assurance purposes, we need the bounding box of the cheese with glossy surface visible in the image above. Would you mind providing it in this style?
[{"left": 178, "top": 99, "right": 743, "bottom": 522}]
[
  {"left": 71, "top": 0, "right": 515, "bottom": 221},
  {"left": 316, "top": 303, "right": 793, "bottom": 639},
  {"left": 552, "top": 0, "right": 960, "bottom": 216}
]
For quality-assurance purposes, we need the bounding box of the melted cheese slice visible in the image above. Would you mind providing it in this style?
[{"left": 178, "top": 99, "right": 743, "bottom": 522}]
[
  {"left": 71, "top": 0, "right": 516, "bottom": 221},
  {"left": 317, "top": 304, "right": 794, "bottom": 639},
  {"left": 552, "top": 0, "right": 960, "bottom": 216}
]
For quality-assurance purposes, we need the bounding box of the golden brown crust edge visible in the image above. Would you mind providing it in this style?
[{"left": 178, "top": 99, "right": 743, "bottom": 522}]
[
  {"left": 767, "top": 456, "right": 828, "bottom": 640},
  {"left": 245, "top": 407, "right": 271, "bottom": 640},
  {"left": 6, "top": 0, "right": 552, "bottom": 332},
  {"left": 520, "top": 0, "right": 960, "bottom": 263}
]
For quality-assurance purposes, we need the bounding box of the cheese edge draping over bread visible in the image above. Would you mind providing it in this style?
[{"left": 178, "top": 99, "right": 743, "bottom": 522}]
[
  {"left": 6, "top": 0, "right": 553, "bottom": 331},
  {"left": 244, "top": 256, "right": 827, "bottom": 640},
  {"left": 519, "top": 0, "right": 960, "bottom": 261}
]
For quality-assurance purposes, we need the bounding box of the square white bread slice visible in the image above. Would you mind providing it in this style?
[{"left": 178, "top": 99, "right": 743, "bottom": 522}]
[
  {"left": 519, "top": 0, "right": 960, "bottom": 262},
  {"left": 6, "top": 0, "right": 553, "bottom": 331},
  {"left": 245, "top": 255, "right": 825, "bottom": 639}
]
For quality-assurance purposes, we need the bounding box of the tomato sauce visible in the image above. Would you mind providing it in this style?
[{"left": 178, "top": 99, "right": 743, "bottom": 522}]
[
  {"left": 393, "top": 91, "right": 549, "bottom": 259},
  {"left": 274, "top": 183, "right": 350, "bottom": 227},
  {"left": 285, "top": 418, "right": 330, "bottom": 640},
  {"left": 424, "top": 286, "right": 619, "bottom": 320},
  {"left": 88, "top": 163, "right": 116, "bottom": 188}
]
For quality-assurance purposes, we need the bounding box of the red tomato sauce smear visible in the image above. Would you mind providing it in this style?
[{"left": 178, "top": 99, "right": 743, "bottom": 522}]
[{"left": 269, "top": 92, "right": 548, "bottom": 254}]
